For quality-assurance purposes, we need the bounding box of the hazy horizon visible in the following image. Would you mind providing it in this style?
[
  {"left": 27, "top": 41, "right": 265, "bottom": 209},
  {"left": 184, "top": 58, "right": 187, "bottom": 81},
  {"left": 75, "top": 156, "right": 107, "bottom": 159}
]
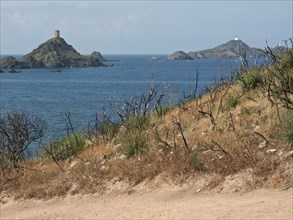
[{"left": 1, "top": 0, "right": 292, "bottom": 55}]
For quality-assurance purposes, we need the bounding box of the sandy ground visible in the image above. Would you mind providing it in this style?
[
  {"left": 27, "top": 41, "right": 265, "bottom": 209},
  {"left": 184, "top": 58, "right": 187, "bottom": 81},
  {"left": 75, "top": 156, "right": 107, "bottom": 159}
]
[{"left": 1, "top": 187, "right": 292, "bottom": 220}]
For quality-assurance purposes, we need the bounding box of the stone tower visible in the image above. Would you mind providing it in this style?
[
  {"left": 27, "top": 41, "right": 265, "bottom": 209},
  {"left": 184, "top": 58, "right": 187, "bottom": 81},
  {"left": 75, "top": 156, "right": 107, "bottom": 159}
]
[{"left": 54, "top": 30, "right": 60, "bottom": 38}]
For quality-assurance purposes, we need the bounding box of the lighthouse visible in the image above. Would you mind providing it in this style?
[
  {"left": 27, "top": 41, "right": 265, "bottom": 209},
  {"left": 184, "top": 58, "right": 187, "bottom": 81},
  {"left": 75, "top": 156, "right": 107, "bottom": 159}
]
[
  {"left": 54, "top": 30, "right": 60, "bottom": 38},
  {"left": 234, "top": 36, "right": 239, "bottom": 41}
]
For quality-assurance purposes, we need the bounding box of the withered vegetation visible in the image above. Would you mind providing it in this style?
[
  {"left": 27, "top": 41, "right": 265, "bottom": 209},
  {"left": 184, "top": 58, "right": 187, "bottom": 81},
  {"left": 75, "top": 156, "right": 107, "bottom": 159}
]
[{"left": 1, "top": 44, "right": 293, "bottom": 201}]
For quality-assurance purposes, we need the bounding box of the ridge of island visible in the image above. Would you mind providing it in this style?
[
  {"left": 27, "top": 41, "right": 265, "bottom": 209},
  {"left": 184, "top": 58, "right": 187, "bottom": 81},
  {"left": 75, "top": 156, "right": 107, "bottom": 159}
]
[{"left": 0, "top": 30, "right": 109, "bottom": 69}]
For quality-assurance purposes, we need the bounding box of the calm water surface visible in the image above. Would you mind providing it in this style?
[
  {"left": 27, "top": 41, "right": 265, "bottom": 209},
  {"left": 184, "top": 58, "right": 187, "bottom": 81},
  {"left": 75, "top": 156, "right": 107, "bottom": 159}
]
[{"left": 1, "top": 55, "right": 247, "bottom": 142}]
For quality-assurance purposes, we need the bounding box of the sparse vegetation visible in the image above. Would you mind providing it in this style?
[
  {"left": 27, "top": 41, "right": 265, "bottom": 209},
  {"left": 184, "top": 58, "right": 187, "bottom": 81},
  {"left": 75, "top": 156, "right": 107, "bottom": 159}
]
[
  {"left": 119, "top": 115, "right": 150, "bottom": 157},
  {"left": 263, "top": 43, "right": 293, "bottom": 110},
  {"left": 282, "top": 110, "right": 293, "bottom": 146},
  {"left": 87, "top": 109, "right": 120, "bottom": 145},
  {"left": 240, "top": 67, "right": 263, "bottom": 91},
  {"left": 0, "top": 112, "right": 46, "bottom": 170},
  {"left": 1, "top": 46, "right": 293, "bottom": 201},
  {"left": 45, "top": 133, "right": 85, "bottom": 161},
  {"left": 227, "top": 93, "right": 240, "bottom": 108}
]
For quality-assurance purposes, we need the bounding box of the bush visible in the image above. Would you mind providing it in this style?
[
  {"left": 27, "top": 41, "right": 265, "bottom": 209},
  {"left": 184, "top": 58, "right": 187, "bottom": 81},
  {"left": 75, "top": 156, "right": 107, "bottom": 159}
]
[
  {"left": 0, "top": 112, "right": 46, "bottom": 169},
  {"left": 120, "top": 115, "right": 150, "bottom": 157},
  {"left": 280, "top": 50, "right": 293, "bottom": 70},
  {"left": 87, "top": 114, "right": 120, "bottom": 144},
  {"left": 190, "top": 154, "right": 204, "bottom": 170},
  {"left": 227, "top": 93, "right": 240, "bottom": 108},
  {"left": 241, "top": 67, "right": 263, "bottom": 91},
  {"left": 122, "top": 131, "right": 148, "bottom": 157},
  {"left": 282, "top": 111, "right": 293, "bottom": 146},
  {"left": 45, "top": 133, "right": 85, "bottom": 161}
]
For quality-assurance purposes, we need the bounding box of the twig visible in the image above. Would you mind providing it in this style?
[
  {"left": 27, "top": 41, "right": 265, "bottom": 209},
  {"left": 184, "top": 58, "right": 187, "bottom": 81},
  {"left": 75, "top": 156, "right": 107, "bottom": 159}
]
[{"left": 211, "top": 140, "right": 232, "bottom": 158}]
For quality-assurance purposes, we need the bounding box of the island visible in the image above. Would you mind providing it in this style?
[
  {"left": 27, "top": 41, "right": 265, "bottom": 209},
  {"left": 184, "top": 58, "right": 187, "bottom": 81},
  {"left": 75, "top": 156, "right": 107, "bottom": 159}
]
[
  {"left": 150, "top": 56, "right": 162, "bottom": 61},
  {"left": 168, "top": 37, "right": 264, "bottom": 60},
  {"left": 0, "top": 30, "right": 108, "bottom": 69}
]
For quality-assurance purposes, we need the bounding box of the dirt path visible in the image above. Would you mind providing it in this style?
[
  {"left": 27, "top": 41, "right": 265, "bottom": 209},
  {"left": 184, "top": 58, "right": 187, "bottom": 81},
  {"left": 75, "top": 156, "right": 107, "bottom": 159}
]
[{"left": 1, "top": 188, "right": 292, "bottom": 219}]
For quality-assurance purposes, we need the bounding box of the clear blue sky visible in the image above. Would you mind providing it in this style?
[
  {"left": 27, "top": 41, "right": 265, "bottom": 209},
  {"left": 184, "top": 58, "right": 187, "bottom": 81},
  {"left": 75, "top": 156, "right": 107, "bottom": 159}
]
[{"left": 1, "top": 0, "right": 292, "bottom": 55}]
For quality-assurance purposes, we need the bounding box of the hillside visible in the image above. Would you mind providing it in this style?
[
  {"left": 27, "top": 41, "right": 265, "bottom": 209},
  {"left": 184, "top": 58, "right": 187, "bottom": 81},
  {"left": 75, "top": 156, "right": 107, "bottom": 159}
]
[
  {"left": 168, "top": 38, "right": 264, "bottom": 60},
  {"left": 0, "top": 31, "right": 107, "bottom": 69},
  {"left": 0, "top": 47, "right": 292, "bottom": 219}
]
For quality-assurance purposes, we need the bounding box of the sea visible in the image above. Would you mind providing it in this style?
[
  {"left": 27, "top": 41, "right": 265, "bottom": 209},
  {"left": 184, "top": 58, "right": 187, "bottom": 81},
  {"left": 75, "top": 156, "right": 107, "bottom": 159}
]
[{"left": 0, "top": 54, "right": 263, "bottom": 153}]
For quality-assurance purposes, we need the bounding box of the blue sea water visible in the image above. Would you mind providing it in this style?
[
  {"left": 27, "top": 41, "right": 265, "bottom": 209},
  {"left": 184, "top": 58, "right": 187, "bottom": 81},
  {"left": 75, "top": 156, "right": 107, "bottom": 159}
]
[{"left": 0, "top": 55, "right": 257, "bottom": 145}]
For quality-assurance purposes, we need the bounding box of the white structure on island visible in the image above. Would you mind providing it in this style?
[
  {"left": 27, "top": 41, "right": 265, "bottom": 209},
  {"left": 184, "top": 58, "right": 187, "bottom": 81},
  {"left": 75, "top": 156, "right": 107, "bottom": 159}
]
[
  {"left": 234, "top": 36, "right": 239, "bottom": 41},
  {"left": 54, "top": 30, "right": 60, "bottom": 38}
]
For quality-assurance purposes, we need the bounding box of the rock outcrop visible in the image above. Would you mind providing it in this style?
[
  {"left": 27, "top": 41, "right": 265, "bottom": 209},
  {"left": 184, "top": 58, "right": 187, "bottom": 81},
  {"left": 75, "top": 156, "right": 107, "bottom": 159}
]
[
  {"left": 0, "top": 33, "right": 108, "bottom": 69},
  {"left": 168, "top": 39, "right": 264, "bottom": 60},
  {"left": 168, "top": 51, "right": 192, "bottom": 60}
]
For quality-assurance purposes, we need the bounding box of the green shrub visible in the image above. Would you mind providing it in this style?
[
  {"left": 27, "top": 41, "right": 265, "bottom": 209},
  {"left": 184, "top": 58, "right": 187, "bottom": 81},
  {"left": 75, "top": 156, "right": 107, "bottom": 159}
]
[
  {"left": 280, "top": 51, "right": 293, "bottom": 70},
  {"left": 241, "top": 68, "right": 263, "bottom": 91},
  {"left": 120, "top": 115, "right": 150, "bottom": 157},
  {"left": 190, "top": 154, "right": 204, "bottom": 170},
  {"left": 282, "top": 111, "right": 293, "bottom": 147},
  {"left": 125, "top": 114, "right": 150, "bottom": 131},
  {"left": 45, "top": 133, "right": 85, "bottom": 160},
  {"left": 227, "top": 93, "right": 240, "bottom": 108},
  {"left": 97, "top": 121, "right": 119, "bottom": 143},
  {"left": 122, "top": 131, "right": 148, "bottom": 157}
]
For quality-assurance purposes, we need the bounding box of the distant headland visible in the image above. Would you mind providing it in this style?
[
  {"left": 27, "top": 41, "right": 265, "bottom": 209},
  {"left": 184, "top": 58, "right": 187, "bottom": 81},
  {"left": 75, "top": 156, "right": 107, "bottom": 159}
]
[
  {"left": 168, "top": 37, "right": 264, "bottom": 60},
  {"left": 0, "top": 30, "right": 108, "bottom": 69}
]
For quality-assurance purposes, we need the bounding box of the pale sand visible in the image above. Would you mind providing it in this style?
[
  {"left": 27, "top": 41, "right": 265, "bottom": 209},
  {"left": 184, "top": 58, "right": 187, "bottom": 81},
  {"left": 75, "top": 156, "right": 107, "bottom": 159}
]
[{"left": 1, "top": 188, "right": 292, "bottom": 219}]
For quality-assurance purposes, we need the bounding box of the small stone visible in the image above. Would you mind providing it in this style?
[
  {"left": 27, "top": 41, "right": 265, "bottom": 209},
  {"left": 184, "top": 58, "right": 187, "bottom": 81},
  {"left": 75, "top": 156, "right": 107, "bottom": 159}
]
[
  {"left": 288, "top": 150, "right": 293, "bottom": 157},
  {"left": 258, "top": 140, "right": 267, "bottom": 149},
  {"left": 267, "top": 149, "right": 277, "bottom": 154},
  {"left": 192, "top": 144, "right": 198, "bottom": 151},
  {"left": 253, "top": 126, "right": 260, "bottom": 132},
  {"left": 118, "top": 154, "right": 126, "bottom": 160},
  {"left": 114, "top": 144, "right": 122, "bottom": 150},
  {"left": 69, "top": 160, "right": 77, "bottom": 169},
  {"left": 196, "top": 189, "right": 201, "bottom": 193}
]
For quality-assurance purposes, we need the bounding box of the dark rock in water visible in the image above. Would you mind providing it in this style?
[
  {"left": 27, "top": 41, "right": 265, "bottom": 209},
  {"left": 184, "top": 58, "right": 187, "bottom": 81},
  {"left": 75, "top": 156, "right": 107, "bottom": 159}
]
[
  {"left": 168, "top": 39, "right": 264, "bottom": 60},
  {"left": 0, "top": 55, "right": 44, "bottom": 69},
  {"left": 51, "top": 69, "right": 62, "bottom": 72},
  {"left": 88, "top": 51, "right": 108, "bottom": 62},
  {"left": 9, "top": 69, "right": 22, "bottom": 73},
  {"left": 0, "top": 56, "right": 20, "bottom": 69},
  {"left": 84, "top": 51, "right": 107, "bottom": 67},
  {"left": 168, "top": 51, "right": 192, "bottom": 60},
  {"left": 0, "top": 31, "right": 108, "bottom": 69},
  {"left": 0, "top": 69, "right": 5, "bottom": 73}
]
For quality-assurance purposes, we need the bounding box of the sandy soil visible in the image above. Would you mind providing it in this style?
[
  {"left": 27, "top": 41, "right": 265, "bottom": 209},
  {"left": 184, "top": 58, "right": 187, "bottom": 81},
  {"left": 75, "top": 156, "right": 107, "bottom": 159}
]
[{"left": 1, "top": 187, "right": 292, "bottom": 220}]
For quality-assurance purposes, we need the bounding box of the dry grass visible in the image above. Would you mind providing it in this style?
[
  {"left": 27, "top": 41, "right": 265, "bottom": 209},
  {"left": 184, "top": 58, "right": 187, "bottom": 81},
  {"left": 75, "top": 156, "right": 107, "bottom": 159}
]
[{"left": 1, "top": 61, "right": 293, "bottom": 201}]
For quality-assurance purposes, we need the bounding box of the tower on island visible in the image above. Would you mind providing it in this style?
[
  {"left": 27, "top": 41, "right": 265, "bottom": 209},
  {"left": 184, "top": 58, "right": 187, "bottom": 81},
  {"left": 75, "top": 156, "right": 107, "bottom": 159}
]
[
  {"left": 54, "top": 30, "right": 60, "bottom": 38},
  {"left": 234, "top": 36, "right": 239, "bottom": 41}
]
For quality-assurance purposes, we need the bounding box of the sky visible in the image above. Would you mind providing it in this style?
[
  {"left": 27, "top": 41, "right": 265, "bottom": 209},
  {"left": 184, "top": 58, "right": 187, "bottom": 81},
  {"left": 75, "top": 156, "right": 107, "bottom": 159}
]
[{"left": 0, "top": 0, "right": 292, "bottom": 55}]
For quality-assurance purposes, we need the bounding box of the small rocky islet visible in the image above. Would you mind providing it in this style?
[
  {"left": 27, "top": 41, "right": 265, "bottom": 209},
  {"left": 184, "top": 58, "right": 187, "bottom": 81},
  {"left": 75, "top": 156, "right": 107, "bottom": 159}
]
[
  {"left": 168, "top": 37, "right": 264, "bottom": 60},
  {"left": 0, "top": 30, "right": 108, "bottom": 70}
]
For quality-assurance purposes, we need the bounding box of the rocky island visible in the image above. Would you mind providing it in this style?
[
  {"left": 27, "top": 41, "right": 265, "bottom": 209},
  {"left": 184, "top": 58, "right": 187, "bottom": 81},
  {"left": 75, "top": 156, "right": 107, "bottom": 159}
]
[
  {"left": 0, "top": 30, "right": 108, "bottom": 69},
  {"left": 168, "top": 37, "right": 264, "bottom": 60}
]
